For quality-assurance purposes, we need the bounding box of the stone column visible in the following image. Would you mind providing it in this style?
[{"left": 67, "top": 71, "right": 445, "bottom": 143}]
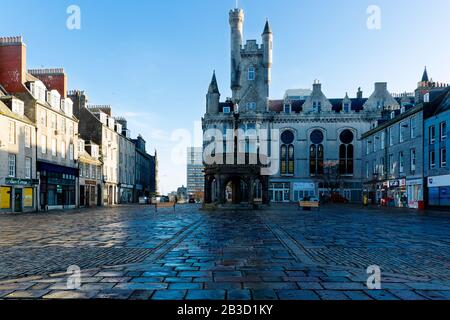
[
  {"left": 248, "top": 176, "right": 255, "bottom": 205},
  {"left": 262, "top": 177, "right": 270, "bottom": 205},
  {"left": 204, "top": 175, "right": 211, "bottom": 204},
  {"left": 218, "top": 175, "right": 226, "bottom": 204}
]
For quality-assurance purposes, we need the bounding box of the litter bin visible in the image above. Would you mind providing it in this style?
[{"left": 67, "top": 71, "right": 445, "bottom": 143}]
[{"left": 418, "top": 201, "right": 425, "bottom": 210}]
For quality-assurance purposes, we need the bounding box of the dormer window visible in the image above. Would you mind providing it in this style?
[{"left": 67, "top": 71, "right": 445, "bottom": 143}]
[
  {"left": 223, "top": 106, "right": 231, "bottom": 114},
  {"left": 247, "top": 102, "right": 256, "bottom": 111},
  {"left": 11, "top": 99, "right": 24, "bottom": 116},
  {"left": 343, "top": 103, "right": 350, "bottom": 113},
  {"left": 284, "top": 104, "right": 291, "bottom": 114},
  {"left": 49, "top": 90, "right": 61, "bottom": 110},
  {"left": 248, "top": 66, "right": 255, "bottom": 81},
  {"left": 78, "top": 140, "right": 85, "bottom": 153},
  {"left": 30, "top": 81, "right": 47, "bottom": 102},
  {"left": 390, "top": 111, "right": 396, "bottom": 119},
  {"left": 91, "top": 145, "right": 99, "bottom": 158},
  {"left": 313, "top": 101, "right": 321, "bottom": 113},
  {"left": 107, "top": 117, "right": 115, "bottom": 130},
  {"left": 400, "top": 106, "right": 406, "bottom": 114},
  {"left": 99, "top": 113, "right": 108, "bottom": 125},
  {"left": 62, "top": 98, "right": 73, "bottom": 117}
]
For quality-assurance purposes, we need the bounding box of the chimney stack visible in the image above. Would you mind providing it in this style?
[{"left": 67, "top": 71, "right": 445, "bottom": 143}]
[
  {"left": 0, "top": 36, "right": 27, "bottom": 93},
  {"left": 29, "top": 68, "right": 67, "bottom": 98},
  {"left": 357, "top": 87, "right": 363, "bottom": 99}
]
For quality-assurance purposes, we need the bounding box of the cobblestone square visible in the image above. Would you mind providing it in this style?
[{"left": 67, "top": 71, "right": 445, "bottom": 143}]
[{"left": 0, "top": 204, "right": 449, "bottom": 300}]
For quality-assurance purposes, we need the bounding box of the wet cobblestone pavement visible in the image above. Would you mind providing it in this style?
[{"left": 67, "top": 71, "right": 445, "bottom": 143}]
[{"left": 0, "top": 204, "right": 449, "bottom": 300}]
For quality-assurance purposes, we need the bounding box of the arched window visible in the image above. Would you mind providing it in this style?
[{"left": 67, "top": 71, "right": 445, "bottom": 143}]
[
  {"left": 310, "top": 130, "right": 324, "bottom": 176},
  {"left": 339, "top": 130, "right": 354, "bottom": 175},
  {"left": 280, "top": 130, "right": 295, "bottom": 175},
  {"left": 248, "top": 66, "right": 255, "bottom": 81}
]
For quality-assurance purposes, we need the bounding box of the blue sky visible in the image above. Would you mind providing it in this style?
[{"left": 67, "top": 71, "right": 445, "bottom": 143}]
[{"left": 1, "top": 0, "right": 449, "bottom": 193}]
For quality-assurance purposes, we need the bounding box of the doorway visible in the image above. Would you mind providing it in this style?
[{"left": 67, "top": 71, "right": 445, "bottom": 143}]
[
  {"left": 14, "top": 188, "right": 22, "bottom": 213},
  {"left": 270, "top": 183, "right": 291, "bottom": 203},
  {"left": 80, "top": 185, "right": 85, "bottom": 207}
]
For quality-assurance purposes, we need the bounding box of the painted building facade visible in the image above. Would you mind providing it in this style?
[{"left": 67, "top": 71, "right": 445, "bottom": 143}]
[
  {"left": 0, "top": 89, "right": 38, "bottom": 213},
  {"left": 0, "top": 37, "right": 79, "bottom": 211},
  {"left": 424, "top": 88, "right": 450, "bottom": 208},
  {"left": 78, "top": 139, "right": 103, "bottom": 207}
]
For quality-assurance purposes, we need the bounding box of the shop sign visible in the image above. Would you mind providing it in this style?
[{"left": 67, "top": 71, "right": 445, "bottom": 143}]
[
  {"left": 120, "top": 184, "right": 134, "bottom": 189},
  {"left": 293, "top": 182, "right": 315, "bottom": 191},
  {"left": 407, "top": 179, "right": 423, "bottom": 186},
  {"left": 84, "top": 180, "right": 97, "bottom": 186},
  {"left": 389, "top": 179, "right": 406, "bottom": 188},
  {"left": 5, "top": 178, "right": 39, "bottom": 186},
  {"left": 428, "top": 174, "right": 450, "bottom": 188},
  {"left": 57, "top": 185, "right": 63, "bottom": 194}
]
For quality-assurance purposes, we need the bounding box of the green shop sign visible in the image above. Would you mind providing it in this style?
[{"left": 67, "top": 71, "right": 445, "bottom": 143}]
[{"left": 5, "top": 178, "right": 39, "bottom": 186}]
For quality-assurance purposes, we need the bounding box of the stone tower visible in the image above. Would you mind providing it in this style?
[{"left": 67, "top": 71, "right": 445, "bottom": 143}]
[
  {"left": 229, "top": 9, "right": 272, "bottom": 113},
  {"left": 229, "top": 8, "right": 244, "bottom": 100}
]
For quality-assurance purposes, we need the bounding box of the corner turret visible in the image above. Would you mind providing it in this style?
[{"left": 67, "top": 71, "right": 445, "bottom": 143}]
[
  {"left": 206, "top": 71, "right": 220, "bottom": 115},
  {"left": 262, "top": 19, "right": 273, "bottom": 86}
]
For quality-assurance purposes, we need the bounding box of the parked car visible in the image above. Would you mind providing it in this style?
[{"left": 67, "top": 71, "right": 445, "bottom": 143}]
[
  {"left": 188, "top": 198, "right": 196, "bottom": 204},
  {"left": 331, "top": 193, "right": 350, "bottom": 204},
  {"left": 138, "top": 197, "right": 148, "bottom": 204}
]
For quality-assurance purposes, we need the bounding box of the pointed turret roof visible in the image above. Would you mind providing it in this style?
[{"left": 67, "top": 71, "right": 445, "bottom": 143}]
[
  {"left": 208, "top": 71, "right": 220, "bottom": 94},
  {"left": 422, "top": 67, "right": 429, "bottom": 82},
  {"left": 262, "top": 19, "right": 272, "bottom": 35}
]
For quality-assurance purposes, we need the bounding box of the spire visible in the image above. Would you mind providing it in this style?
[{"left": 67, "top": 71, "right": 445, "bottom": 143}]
[
  {"left": 422, "top": 66, "right": 429, "bottom": 82},
  {"left": 262, "top": 19, "right": 272, "bottom": 35},
  {"left": 208, "top": 71, "right": 220, "bottom": 94}
]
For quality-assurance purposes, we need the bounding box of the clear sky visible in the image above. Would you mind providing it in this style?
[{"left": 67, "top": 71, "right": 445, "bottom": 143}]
[{"left": 1, "top": 0, "right": 449, "bottom": 193}]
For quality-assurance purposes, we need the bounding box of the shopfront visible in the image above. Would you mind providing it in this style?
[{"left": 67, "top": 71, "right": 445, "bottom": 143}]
[
  {"left": 104, "top": 183, "right": 117, "bottom": 206},
  {"left": 406, "top": 179, "right": 424, "bottom": 209},
  {"left": 80, "top": 180, "right": 101, "bottom": 207},
  {"left": 119, "top": 184, "right": 134, "bottom": 204},
  {"left": 293, "top": 182, "right": 316, "bottom": 201},
  {"left": 382, "top": 179, "right": 407, "bottom": 207},
  {"left": 0, "top": 178, "right": 39, "bottom": 213},
  {"left": 269, "top": 182, "right": 291, "bottom": 203},
  {"left": 427, "top": 174, "right": 450, "bottom": 208},
  {"left": 37, "top": 161, "right": 78, "bottom": 211}
]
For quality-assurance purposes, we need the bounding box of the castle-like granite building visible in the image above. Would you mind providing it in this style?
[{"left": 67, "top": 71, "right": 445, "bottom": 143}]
[{"left": 202, "top": 7, "right": 402, "bottom": 205}]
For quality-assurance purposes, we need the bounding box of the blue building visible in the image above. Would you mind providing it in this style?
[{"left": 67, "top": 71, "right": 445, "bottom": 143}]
[{"left": 424, "top": 87, "right": 450, "bottom": 208}]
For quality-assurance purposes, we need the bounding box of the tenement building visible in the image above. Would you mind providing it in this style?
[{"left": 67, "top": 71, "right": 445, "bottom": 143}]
[
  {"left": 132, "top": 135, "right": 157, "bottom": 200},
  {"left": 78, "top": 138, "right": 102, "bottom": 207},
  {"left": 69, "top": 90, "right": 120, "bottom": 206},
  {"left": 361, "top": 94, "right": 422, "bottom": 208},
  {"left": 362, "top": 70, "right": 449, "bottom": 209},
  {"left": 0, "top": 86, "right": 38, "bottom": 213},
  {"left": 115, "top": 118, "right": 136, "bottom": 204},
  {"left": 0, "top": 37, "right": 79, "bottom": 210},
  {"left": 424, "top": 87, "right": 450, "bottom": 208},
  {"left": 202, "top": 8, "right": 400, "bottom": 205}
]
